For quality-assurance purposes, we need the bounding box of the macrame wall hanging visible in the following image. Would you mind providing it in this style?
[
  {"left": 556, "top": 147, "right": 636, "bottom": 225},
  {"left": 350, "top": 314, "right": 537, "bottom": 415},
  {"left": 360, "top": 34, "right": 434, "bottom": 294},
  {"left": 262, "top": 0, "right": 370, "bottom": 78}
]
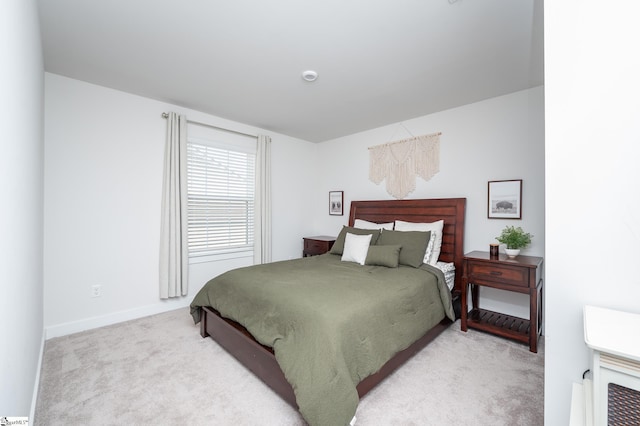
[{"left": 369, "top": 131, "right": 441, "bottom": 199}]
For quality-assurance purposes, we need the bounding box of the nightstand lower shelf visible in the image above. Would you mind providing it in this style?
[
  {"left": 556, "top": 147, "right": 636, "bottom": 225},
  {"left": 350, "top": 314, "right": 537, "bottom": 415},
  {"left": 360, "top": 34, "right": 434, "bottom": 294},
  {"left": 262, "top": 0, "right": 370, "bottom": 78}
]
[{"left": 466, "top": 308, "right": 530, "bottom": 344}]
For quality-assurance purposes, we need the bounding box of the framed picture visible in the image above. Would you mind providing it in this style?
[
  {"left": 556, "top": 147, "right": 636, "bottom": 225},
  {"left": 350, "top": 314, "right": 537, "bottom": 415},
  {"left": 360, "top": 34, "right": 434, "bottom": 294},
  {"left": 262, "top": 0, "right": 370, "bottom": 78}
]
[
  {"left": 329, "top": 191, "right": 344, "bottom": 216},
  {"left": 488, "top": 179, "right": 522, "bottom": 219}
]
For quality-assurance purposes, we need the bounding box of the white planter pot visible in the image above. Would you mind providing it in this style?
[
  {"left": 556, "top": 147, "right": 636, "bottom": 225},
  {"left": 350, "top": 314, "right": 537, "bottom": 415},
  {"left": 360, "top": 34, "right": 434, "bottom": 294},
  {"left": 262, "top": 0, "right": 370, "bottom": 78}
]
[{"left": 505, "top": 248, "right": 520, "bottom": 258}]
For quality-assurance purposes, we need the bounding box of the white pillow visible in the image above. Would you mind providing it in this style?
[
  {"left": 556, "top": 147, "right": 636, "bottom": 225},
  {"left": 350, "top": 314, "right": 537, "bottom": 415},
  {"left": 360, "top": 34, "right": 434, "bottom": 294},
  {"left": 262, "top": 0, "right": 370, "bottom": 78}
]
[
  {"left": 423, "top": 232, "right": 436, "bottom": 265},
  {"left": 354, "top": 218, "right": 394, "bottom": 230},
  {"left": 435, "top": 261, "right": 456, "bottom": 291},
  {"left": 341, "top": 233, "right": 372, "bottom": 265},
  {"left": 394, "top": 219, "right": 444, "bottom": 265}
]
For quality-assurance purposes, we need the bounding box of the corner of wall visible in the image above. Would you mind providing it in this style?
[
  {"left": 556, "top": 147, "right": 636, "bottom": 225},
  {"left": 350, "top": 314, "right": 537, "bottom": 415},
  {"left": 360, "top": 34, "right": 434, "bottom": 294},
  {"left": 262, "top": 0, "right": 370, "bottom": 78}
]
[{"left": 30, "top": 329, "right": 46, "bottom": 421}]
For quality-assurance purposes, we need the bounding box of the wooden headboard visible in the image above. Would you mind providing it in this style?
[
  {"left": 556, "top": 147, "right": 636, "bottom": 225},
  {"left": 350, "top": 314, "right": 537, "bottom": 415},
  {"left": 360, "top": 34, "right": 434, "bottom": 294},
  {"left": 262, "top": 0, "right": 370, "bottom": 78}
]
[{"left": 348, "top": 198, "right": 466, "bottom": 295}]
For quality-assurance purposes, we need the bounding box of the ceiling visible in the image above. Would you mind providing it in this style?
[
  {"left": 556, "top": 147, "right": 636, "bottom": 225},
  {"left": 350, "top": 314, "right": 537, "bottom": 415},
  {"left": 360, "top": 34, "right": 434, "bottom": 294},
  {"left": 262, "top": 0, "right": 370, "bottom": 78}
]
[{"left": 37, "top": 0, "right": 543, "bottom": 143}]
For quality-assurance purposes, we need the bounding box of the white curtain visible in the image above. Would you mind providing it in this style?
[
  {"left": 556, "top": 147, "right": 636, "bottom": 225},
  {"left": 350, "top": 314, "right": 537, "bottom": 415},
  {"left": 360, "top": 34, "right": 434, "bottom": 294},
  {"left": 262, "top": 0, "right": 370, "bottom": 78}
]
[
  {"left": 159, "top": 112, "right": 189, "bottom": 298},
  {"left": 254, "top": 134, "right": 272, "bottom": 264}
]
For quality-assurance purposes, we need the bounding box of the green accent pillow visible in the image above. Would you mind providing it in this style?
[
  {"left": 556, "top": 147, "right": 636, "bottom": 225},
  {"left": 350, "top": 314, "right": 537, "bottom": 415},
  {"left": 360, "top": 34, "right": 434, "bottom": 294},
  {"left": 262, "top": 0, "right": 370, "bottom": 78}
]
[
  {"left": 330, "top": 226, "right": 380, "bottom": 255},
  {"left": 376, "top": 230, "right": 431, "bottom": 268},
  {"left": 365, "top": 245, "right": 402, "bottom": 268}
]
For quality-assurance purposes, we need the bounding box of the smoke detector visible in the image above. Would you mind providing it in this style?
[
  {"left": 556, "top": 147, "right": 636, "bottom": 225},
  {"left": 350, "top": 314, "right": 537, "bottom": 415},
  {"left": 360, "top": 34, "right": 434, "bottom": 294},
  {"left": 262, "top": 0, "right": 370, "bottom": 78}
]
[{"left": 301, "top": 70, "right": 318, "bottom": 82}]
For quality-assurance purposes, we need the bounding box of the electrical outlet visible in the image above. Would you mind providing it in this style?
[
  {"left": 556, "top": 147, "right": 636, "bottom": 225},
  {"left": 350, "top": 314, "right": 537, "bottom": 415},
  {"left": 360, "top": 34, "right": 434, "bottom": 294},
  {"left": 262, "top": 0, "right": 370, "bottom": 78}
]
[{"left": 91, "top": 284, "right": 102, "bottom": 298}]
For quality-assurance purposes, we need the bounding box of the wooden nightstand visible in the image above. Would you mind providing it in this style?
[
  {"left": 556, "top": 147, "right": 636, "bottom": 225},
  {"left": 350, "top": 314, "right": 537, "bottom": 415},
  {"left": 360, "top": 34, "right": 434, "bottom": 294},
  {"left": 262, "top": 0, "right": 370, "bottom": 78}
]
[
  {"left": 303, "top": 236, "right": 336, "bottom": 257},
  {"left": 460, "top": 250, "right": 544, "bottom": 353}
]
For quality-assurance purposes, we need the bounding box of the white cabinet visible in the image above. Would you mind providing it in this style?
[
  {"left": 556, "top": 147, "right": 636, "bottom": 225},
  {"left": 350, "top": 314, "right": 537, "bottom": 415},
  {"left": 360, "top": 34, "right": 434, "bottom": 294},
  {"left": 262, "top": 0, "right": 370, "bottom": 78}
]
[{"left": 583, "top": 305, "right": 640, "bottom": 425}]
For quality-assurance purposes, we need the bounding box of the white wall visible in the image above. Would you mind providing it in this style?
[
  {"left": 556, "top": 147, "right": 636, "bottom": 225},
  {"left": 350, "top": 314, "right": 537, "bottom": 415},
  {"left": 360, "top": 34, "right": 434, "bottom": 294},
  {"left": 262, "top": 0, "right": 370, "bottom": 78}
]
[
  {"left": 0, "top": 0, "right": 44, "bottom": 417},
  {"left": 43, "top": 73, "right": 316, "bottom": 336},
  {"left": 544, "top": 2, "right": 640, "bottom": 424},
  {"left": 313, "top": 87, "right": 545, "bottom": 318},
  {"left": 42, "top": 76, "right": 544, "bottom": 335}
]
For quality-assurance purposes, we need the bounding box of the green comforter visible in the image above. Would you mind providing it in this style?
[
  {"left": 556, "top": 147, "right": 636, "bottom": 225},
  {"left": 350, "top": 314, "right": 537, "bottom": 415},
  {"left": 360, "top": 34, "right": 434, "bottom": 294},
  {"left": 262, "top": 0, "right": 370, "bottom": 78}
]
[{"left": 190, "top": 253, "right": 454, "bottom": 426}]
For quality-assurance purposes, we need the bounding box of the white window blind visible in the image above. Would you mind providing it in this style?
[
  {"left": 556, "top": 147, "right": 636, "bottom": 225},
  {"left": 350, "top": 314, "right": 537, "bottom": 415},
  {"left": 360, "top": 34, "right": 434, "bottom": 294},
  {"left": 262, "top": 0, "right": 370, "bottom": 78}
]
[{"left": 187, "top": 139, "right": 255, "bottom": 257}]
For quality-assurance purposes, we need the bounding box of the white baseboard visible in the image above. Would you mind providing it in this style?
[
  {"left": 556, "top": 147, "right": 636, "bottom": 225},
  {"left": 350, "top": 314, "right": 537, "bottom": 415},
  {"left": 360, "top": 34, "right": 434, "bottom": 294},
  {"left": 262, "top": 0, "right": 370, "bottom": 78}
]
[
  {"left": 569, "top": 382, "right": 585, "bottom": 426},
  {"left": 45, "top": 299, "right": 192, "bottom": 339},
  {"left": 569, "top": 379, "right": 594, "bottom": 426}
]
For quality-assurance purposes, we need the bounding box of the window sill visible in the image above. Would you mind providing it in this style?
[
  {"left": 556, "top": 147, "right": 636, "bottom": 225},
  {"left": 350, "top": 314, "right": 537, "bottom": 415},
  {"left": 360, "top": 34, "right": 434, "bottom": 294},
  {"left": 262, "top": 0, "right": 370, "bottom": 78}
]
[{"left": 189, "top": 249, "right": 253, "bottom": 264}]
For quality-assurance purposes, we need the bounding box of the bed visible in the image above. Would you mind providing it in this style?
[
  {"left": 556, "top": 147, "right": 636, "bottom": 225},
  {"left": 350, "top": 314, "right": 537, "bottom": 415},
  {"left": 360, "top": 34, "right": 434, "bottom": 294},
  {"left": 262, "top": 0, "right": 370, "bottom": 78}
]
[{"left": 190, "top": 198, "right": 466, "bottom": 425}]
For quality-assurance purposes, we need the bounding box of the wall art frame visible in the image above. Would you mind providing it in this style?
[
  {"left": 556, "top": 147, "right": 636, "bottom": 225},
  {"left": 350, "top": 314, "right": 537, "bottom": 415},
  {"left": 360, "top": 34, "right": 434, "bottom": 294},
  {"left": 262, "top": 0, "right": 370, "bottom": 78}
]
[
  {"left": 488, "top": 179, "right": 522, "bottom": 219},
  {"left": 329, "top": 191, "right": 344, "bottom": 216}
]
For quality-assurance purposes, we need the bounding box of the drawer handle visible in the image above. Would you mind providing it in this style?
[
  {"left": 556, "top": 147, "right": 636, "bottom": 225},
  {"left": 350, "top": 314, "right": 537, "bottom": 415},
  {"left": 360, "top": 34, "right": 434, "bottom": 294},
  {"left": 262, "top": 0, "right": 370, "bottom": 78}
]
[{"left": 490, "top": 271, "right": 503, "bottom": 276}]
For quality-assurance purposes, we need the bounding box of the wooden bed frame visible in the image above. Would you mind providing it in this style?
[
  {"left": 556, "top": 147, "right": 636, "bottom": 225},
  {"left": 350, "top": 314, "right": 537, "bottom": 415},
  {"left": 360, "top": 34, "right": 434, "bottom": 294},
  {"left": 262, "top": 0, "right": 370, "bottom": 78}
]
[{"left": 199, "top": 198, "right": 466, "bottom": 409}]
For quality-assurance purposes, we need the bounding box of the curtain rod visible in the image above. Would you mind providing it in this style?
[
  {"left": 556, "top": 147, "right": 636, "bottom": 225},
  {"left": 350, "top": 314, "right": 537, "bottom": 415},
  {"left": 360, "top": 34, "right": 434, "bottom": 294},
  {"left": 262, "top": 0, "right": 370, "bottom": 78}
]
[
  {"left": 161, "top": 112, "right": 257, "bottom": 139},
  {"left": 367, "top": 131, "right": 442, "bottom": 150}
]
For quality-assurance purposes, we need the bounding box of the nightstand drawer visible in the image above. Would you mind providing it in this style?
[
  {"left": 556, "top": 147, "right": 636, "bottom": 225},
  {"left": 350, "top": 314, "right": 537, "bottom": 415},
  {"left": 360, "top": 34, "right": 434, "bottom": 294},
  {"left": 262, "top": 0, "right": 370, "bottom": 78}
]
[
  {"left": 304, "top": 239, "right": 327, "bottom": 254},
  {"left": 468, "top": 263, "right": 529, "bottom": 287},
  {"left": 303, "top": 236, "right": 335, "bottom": 257}
]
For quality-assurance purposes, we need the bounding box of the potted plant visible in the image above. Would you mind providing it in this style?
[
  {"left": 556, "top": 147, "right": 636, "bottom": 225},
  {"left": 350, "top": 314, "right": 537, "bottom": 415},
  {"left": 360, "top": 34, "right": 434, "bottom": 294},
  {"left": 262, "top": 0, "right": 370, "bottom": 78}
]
[{"left": 496, "top": 226, "right": 533, "bottom": 258}]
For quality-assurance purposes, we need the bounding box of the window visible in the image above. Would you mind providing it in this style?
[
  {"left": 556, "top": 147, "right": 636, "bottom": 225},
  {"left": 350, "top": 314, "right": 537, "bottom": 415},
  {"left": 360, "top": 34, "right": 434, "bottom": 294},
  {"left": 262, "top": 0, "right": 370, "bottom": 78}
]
[{"left": 187, "top": 137, "right": 256, "bottom": 260}]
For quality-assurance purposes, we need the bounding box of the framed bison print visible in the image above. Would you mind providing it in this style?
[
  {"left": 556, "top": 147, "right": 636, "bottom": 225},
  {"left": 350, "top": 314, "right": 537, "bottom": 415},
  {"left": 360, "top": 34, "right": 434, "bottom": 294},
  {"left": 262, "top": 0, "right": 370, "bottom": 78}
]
[{"left": 488, "top": 179, "right": 522, "bottom": 219}]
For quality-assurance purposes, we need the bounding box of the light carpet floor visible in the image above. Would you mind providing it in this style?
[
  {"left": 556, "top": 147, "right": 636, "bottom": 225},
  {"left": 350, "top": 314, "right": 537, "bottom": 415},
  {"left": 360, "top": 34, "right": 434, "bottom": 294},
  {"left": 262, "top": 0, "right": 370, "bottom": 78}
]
[{"left": 35, "top": 308, "right": 544, "bottom": 425}]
